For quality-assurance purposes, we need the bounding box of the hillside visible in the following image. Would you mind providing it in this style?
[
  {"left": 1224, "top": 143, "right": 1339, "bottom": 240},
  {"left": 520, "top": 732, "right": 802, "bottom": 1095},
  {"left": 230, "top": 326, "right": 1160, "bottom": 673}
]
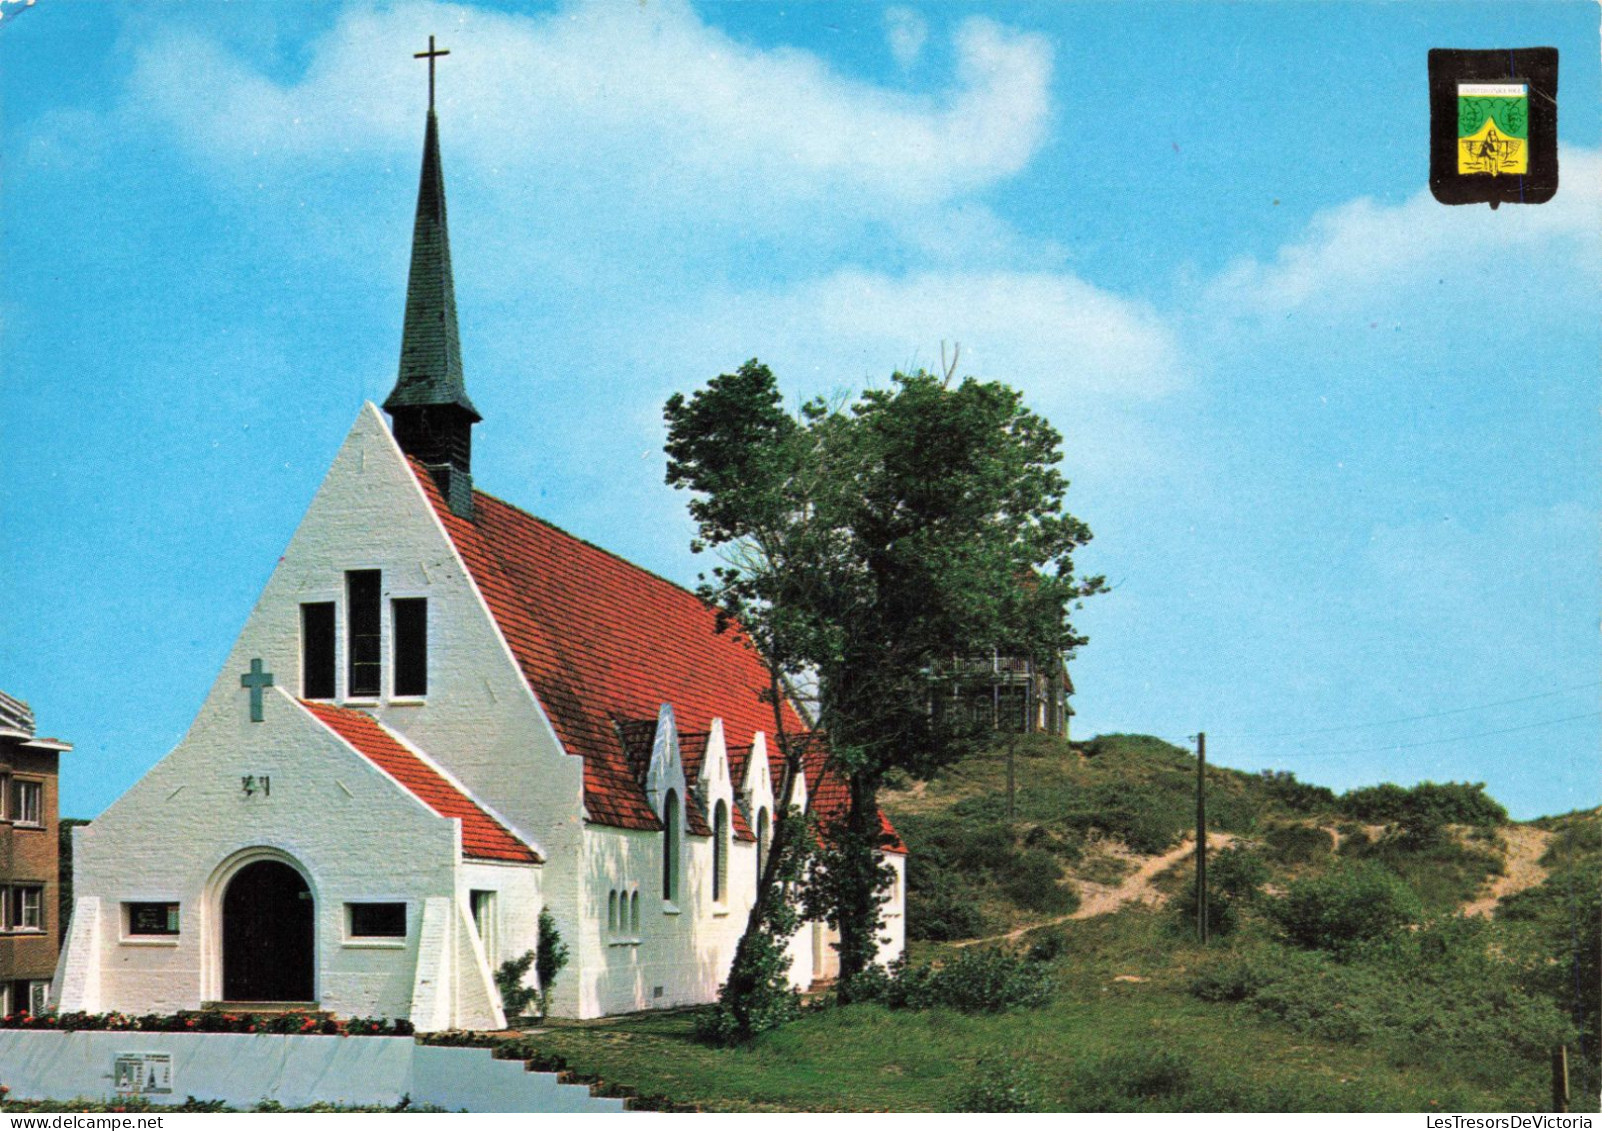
[
  {"left": 880, "top": 732, "right": 1555, "bottom": 940},
  {"left": 487, "top": 732, "right": 1599, "bottom": 1112}
]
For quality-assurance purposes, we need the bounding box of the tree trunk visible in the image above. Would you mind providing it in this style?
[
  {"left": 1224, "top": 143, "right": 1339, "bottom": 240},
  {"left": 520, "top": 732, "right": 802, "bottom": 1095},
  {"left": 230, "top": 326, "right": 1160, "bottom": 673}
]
[{"left": 834, "top": 772, "right": 886, "bottom": 1000}]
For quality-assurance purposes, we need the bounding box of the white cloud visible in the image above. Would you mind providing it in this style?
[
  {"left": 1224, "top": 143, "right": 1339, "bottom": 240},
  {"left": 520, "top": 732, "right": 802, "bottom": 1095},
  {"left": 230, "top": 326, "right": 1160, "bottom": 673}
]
[
  {"left": 885, "top": 7, "right": 928, "bottom": 69},
  {"left": 607, "top": 268, "right": 1182, "bottom": 409},
  {"left": 128, "top": 0, "right": 1051, "bottom": 217},
  {"left": 1206, "top": 149, "right": 1602, "bottom": 318}
]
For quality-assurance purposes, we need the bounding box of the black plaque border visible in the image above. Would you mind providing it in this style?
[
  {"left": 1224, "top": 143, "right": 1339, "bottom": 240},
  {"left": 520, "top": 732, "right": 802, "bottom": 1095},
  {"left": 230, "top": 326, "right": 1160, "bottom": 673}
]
[{"left": 1429, "top": 48, "right": 1558, "bottom": 206}]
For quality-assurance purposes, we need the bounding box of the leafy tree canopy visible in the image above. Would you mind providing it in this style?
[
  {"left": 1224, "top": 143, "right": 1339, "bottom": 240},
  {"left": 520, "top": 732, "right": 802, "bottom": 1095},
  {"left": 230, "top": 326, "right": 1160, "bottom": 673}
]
[{"left": 665, "top": 359, "right": 1104, "bottom": 993}]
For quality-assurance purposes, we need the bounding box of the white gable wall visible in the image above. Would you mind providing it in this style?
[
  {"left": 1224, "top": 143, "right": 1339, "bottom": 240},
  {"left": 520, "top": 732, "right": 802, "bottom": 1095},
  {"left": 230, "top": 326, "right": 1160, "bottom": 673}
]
[
  {"left": 66, "top": 691, "right": 463, "bottom": 1019},
  {"left": 198, "top": 403, "right": 587, "bottom": 1006}
]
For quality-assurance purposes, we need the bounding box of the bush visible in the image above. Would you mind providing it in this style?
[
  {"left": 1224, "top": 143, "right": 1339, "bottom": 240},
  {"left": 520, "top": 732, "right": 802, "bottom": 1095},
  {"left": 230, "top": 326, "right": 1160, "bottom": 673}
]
[
  {"left": 1339, "top": 781, "right": 1507, "bottom": 828},
  {"left": 952, "top": 1061, "right": 1040, "bottom": 1112},
  {"left": 1267, "top": 862, "right": 1421, "bottom": 955},
  {"left": 1341, "top": 826, "right": 1502, "bottom": 913},
  {"left": 1263, "top": 823, "right": 1334, "bottom": 865},
  {"left": 1001, "top": 848, "right": 1078, "bottom": 914},
  {"left": 535, "top": 907, "right": 570, "bottom": 1012},
  {"left": 1190, "top": 927, "right": 1575, "bottom": 1081},
  {"left": 1025, "top": 928, "right": 1068, "bottom": 963},
  {"left": 1256, "top": 770, "right": 1337, "bottom": 813},
  {"left": 495, "top": 951, "right": 540, "bottom": 1019},
  {"left": 907, "top": 871, "right": 987, "bottom": 941},
  {"left": 857, "top": 948, "right": 1053, "bottom": 1013},
  {"left": 1213, "top": 845, "right": 1271, "bottom": 901},
  {"left": 1065, "top": 782, "right": 1187, "bottom": 854}
]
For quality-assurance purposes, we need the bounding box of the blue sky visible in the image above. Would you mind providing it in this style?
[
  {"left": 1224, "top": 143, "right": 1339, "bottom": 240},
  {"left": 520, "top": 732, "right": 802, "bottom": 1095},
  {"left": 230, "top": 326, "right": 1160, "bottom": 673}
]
[{"left": 2, "top": 0, "right": 1597, "bottom": 820}]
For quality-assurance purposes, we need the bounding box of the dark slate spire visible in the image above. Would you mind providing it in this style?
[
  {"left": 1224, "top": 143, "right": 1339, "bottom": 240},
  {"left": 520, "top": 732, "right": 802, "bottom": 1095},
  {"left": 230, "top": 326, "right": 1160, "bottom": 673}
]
[{"left": 385, "top": 99, "right": 480, "bottom": 520}]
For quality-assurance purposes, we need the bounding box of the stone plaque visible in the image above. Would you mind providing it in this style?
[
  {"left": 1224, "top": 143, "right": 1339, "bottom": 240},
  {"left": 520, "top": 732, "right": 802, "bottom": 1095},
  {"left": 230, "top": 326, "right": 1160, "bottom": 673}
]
[{"left": 113, "top": 1052, "right": 173, "bottom": 1096}]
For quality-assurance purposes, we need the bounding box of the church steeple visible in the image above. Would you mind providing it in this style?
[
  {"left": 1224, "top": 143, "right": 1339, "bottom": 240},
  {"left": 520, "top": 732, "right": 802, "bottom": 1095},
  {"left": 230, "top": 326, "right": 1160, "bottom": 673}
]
[{"left": 385, "top": 38, "right": 480, "bottom": 520}]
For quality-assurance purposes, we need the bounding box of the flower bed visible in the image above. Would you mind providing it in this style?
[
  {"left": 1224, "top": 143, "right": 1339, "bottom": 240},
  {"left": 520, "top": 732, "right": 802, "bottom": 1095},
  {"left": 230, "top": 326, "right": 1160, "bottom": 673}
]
[{"left": 0, "top": 1010, "right": 414, "bottom": 1036}]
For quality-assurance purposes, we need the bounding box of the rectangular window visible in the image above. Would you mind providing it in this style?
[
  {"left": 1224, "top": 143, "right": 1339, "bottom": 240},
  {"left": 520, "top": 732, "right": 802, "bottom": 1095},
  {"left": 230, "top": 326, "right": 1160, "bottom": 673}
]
[
  {"left": 392, "top": 598, "right": 428, "bottom": 697},
  {"left": 346, "top": 570, "right": 382, "bottom": 698},
  {"left": 0, "top": 773, "right": 9, "bottom": 820},
  {"left": 28, "top": 981, "right": 48, "bottom": 1015},
  {"left": 11, "top": 780, "right": 40, "bottom": 826},
  {"left": 4, "top": 886, "right": 43, "bottom": 931},
  {"left": 127, "top": 902, "right": 180, "bottom": 936},
  {"left": 301, "top": 602, "right": 336, "bottom": 699},
  {"left": 347, "top": 901, "right": 406, "bottom": 938},
  {"left": 469, "top": 890, "right": 497, "bottom": 964}
]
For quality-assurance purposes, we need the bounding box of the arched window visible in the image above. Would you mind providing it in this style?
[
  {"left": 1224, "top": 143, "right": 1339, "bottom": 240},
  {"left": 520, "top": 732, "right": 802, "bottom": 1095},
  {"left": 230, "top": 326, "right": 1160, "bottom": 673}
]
[
  {"left": 662, "top": 790, "right": 680, "bottom": 902},
  {"left": 713, "top": 800, "right": 729, "bottom": 902},
  {"left": 630, "top": 891, "right": 640, "bottom": 934},
  {"left": 607, "top": 890, "right": 618, "bottom": 933},
  {"left": 755, "top": 808, "right": 771, "bottom": 887}
]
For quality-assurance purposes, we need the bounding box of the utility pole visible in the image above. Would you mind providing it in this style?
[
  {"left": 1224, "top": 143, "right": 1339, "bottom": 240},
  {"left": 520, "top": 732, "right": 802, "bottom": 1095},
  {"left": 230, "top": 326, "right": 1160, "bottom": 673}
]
[
  {"left": 1552, "top": 1046, "right": 1570, "bottom": 1113},
  {"left": 1006, "top": 732, "right": 1017, "bottom": 821},
  {"left": 1196, "top": 731, "right": 1208, "bottom": 945}
]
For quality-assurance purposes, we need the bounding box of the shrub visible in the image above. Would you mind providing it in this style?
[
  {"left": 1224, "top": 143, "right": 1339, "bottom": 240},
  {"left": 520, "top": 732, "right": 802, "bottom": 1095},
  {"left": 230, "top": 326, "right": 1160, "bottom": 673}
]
[
  {"left": 1263, "top": 823, "right": 1334, "bottom": 865},
  {"left": 952, "top": 1061, "right": 1040, "bottom": 1112},
  {"left": 535, "top": 907, "right": 570, "bottom": 1012},
  {"left": 1256, "top": 770, "right": 1337, "bottom": 813},
  {"left": 1002, "top": 849, "right": 1079, "bottom": 914},
  {"left": 1213, "top": 845, "right": 1271, "bottom": 901},
  {"left": 907, "top": 871, "right": 987, "bottom": 941},
  {"left": 1191, "top": 928, "right": 1575, "bottom": 1082},
  {"left": 695, "top": 928, "right": 802, "bottom": 1045},
  {"left": 1339, "top": 781, "right": 1507, "bottom": 828},
  {"left": 1171, "top": 883, "right": 1240, "bottom": 938},
  {"left": 1267, "top": 862, "right": 1421, "bottom": 955},
  {"left": 1064, "top": 782, "right": 1187, "bottom": 854},
  {"left": 858, "top": 948, "right": 1053, "bottom": 1013},
  {"left": 1025, "top": 928, "right": 1068, "bottom": 963},
  {"left": 1341, "top": 826, "right": 1502, "bottom": 912},
  {"left": 495, "top": 951, "right": 540, "bottom": 1019}
]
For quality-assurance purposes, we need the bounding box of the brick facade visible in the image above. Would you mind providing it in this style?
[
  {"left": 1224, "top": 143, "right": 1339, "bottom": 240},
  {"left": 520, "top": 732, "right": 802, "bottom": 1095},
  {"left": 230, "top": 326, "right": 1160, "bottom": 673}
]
[{"left": 0, "top": 703, "right": 71, "bottom": 1017}]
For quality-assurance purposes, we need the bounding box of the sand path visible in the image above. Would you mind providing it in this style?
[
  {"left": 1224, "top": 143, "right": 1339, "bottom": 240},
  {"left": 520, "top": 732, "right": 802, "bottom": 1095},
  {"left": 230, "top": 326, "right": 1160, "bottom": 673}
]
[
  {"left": 953, "top": 832, "right": 1237, "bottom": 948},
  {"left": 1463, "top": 824, "right": 1552, "bottom": 918}
]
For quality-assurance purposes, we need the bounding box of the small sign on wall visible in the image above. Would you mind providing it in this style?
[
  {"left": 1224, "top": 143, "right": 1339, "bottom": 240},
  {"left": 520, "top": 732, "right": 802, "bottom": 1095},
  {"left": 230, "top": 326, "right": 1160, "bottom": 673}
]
[{"left": 113, "top": 1052, "right": 173, "bottom": 1095}]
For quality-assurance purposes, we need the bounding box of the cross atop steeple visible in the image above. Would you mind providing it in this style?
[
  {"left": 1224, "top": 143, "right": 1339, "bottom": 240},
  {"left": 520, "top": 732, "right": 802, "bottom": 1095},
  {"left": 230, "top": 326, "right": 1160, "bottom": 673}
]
[{"left": 414, "top": 35, "right": 450, "bottom": 111}]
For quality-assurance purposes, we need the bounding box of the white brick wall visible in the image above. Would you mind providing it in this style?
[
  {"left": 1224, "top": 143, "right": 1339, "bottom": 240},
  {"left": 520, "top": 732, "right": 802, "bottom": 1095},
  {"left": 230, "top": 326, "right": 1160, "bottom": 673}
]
[{"left": 63, "top": 404, "right": 904, "bottom": 1026}]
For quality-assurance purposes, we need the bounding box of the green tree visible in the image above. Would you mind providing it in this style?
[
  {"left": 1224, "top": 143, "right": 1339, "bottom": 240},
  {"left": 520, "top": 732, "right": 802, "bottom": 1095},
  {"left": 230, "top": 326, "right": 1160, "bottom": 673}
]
[{"left": 664, "top": 360, "right": 1102, "bottom": 1013}]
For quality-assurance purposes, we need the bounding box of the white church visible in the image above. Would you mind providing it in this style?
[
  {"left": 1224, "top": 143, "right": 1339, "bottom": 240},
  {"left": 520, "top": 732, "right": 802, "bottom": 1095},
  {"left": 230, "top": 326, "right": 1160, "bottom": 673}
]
[{"left": 54, "top": 83, "right": 906, "bottom": 1028}]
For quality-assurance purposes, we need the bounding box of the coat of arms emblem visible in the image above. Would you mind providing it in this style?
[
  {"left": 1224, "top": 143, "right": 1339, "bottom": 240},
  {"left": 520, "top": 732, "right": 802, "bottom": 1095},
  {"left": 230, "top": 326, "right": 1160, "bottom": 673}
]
[
  {"left": 1429, "top": 48, "right": 1558, "bottom": 207},
  {"left": 1457, "top": 83, "right": 1528, "bottom": 176}
]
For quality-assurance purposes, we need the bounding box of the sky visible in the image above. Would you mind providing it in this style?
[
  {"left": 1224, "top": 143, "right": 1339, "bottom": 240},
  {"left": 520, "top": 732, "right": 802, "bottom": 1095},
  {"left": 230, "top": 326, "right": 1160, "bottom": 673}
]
[{"left": 1, "top": 0, "right": 1597, "bottom": 821}]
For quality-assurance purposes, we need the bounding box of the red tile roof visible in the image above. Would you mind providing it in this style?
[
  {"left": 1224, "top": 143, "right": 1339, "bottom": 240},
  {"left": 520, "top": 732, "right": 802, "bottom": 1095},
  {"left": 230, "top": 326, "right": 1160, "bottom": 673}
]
[
  {"left": 410, "top": 461, "right": 900, "bottom": 853},
  {"left": 302, "top": 700, "right": 540, "bottom": 864}
]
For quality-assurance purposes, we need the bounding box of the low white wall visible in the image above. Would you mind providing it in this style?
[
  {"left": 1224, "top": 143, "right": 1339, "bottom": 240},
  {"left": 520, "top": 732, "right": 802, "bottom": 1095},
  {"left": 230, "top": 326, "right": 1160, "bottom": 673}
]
[{"left": 0, "top": 1031, "right": 626, "bottom": 1113}]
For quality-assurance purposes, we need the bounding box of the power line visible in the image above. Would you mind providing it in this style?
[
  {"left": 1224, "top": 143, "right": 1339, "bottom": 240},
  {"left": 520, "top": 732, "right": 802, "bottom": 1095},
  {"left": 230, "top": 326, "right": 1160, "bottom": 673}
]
[
  {"left": 1293, "top": 709, "right": 1601, "bottom": 761},
  {"left": 1213, "top": 679, "right": 1601, "bottom": 740}
]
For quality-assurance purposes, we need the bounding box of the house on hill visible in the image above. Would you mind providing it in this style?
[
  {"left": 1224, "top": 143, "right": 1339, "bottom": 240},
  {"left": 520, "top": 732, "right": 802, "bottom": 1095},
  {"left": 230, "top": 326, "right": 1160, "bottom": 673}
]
[{"left": 55, "top": 88, "right": 904, "bottom": 1027}]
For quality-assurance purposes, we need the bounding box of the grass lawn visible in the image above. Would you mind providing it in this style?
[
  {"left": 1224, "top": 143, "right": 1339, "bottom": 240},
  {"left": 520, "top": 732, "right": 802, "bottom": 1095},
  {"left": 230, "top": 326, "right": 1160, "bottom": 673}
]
[{"left": 521, "top": 910, "right": 1535, "bottom": 1112}]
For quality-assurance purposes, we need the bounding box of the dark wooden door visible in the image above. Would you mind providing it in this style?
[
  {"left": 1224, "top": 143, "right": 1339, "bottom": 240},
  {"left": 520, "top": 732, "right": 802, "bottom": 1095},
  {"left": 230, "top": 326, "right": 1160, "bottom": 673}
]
[{"left": 222, "top": 860, "right": 315, "bottom": 1002}]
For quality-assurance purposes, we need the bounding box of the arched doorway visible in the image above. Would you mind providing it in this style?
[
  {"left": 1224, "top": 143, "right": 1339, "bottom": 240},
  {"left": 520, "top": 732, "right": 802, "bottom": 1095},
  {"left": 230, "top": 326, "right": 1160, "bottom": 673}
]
[{"left": 221, "top": 859, "right": 315, "bottom": 1002}]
